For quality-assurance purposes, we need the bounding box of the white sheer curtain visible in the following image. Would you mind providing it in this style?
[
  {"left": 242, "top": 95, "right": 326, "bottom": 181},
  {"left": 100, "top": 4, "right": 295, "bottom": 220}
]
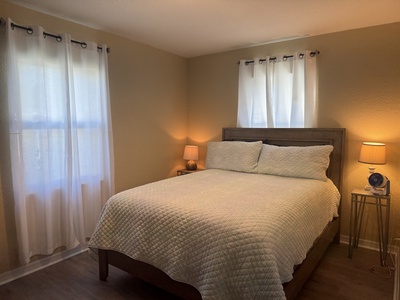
[
  {"left": 237, "top": 51, "right": 318, "bottom": 128},
  {"left": 6, "top": 18, "right": 114, "bottom": 264}
]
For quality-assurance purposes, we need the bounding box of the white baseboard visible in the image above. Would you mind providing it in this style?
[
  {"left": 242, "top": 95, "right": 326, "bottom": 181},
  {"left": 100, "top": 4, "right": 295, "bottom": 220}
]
[
  {"left": 340, "top": 234, "right": 382, "bottom": 251},
  {"left": 0, "top": 246, "right": 88, "bottom": 286}
]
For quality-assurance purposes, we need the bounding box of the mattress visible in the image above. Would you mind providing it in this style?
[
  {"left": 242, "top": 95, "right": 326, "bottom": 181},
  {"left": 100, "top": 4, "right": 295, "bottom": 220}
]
[{"left": 89, "top": 169, "right": 340, "bottom": 299}]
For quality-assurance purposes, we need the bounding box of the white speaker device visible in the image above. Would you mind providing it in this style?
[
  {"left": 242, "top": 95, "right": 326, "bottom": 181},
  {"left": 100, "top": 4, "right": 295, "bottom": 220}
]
[{"left": 368, "top": 173, "right": 390, "bottom": 196}]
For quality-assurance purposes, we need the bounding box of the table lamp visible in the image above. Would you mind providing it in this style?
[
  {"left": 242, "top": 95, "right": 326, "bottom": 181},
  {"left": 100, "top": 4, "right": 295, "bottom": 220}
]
[
  {"left": 358, "top": 142, "right": 386, "bottom": 190},
  {"left": 183, "top": 145, "right": 199, "bottom": 170}
]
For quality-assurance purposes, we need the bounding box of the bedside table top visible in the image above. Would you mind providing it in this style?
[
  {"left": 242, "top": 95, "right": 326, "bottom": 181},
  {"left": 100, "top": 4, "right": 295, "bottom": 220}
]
[
  {"left": 177, "top": 168, "right": 204, "bottom": 173},
  {"left": 177, "top": 168, "right": 205, "bottom": 176},
  {"left": 351, "top": 188, "right": 390, "bottom": 198}
]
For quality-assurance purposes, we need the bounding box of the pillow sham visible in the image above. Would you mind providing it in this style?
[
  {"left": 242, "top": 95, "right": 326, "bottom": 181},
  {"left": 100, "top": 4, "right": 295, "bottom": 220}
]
[
  {"left": 257, "top": 144, "right": 334, "bottom": 181},
  {"left": 206, "top": 141, "right": 262, "bottom": 173}
]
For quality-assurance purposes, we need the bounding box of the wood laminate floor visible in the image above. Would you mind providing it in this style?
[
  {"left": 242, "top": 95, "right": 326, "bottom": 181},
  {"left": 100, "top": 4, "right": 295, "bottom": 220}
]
[{"left": 0, "top": 243, "right": 395, "bottom": 299}]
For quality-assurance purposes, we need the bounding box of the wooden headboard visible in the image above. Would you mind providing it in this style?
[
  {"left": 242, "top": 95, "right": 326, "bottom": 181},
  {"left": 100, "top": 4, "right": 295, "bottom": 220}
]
[{"left": 222, "top": 128, "right": 346, "bottom": 193}]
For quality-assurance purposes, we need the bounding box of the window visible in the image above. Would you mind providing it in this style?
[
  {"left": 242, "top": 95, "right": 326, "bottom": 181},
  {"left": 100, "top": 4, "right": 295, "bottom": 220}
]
[
  {"left": 6, "top": 19, "right": 114, "bottom": 264},
  {"left": 237, "top": 51, "right": 318, "bottom": 128}
]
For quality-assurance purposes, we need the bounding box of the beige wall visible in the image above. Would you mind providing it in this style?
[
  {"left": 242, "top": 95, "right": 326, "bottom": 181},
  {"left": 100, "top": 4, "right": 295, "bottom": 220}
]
[
  {"left": 1, "top": 0, "right": 399, "bottom": 276},
  {"left": 187, "top": 22, "right": 400, "bottom": 243},
  {"left": 0, "top": 2, "right": 188, "bottom": 273}
]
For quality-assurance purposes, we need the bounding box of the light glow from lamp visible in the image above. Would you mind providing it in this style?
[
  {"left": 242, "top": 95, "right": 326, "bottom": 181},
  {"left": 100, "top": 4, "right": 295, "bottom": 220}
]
[
  {"left": 358, "top": 142, "right": 386, "bottom": 190},
  {"left": 183, "top": 145, "right": 198, "bottom": 170}
]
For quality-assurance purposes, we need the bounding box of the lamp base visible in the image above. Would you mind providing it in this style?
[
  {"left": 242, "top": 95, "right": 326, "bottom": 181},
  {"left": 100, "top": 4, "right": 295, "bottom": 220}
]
[
  {"left": 186, "top": 160, "right": 197, "bottom": 170},
  {"left": 364, "top": 166, "right": 376, "bottom": 190}
]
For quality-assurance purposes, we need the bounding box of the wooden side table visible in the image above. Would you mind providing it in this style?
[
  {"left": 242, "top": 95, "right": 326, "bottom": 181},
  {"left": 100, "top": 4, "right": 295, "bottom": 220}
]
[
  {"left": 176, "top": 168, "right": 204, "bottom": 176},
  {"left": 348, "top": 188, "right": 390, "bottom": 266}
]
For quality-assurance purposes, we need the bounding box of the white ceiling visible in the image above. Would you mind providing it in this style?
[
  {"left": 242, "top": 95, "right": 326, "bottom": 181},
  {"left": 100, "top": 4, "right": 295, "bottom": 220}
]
[{"left": 8, "top": 0, "right": 400, "bottom": 58}]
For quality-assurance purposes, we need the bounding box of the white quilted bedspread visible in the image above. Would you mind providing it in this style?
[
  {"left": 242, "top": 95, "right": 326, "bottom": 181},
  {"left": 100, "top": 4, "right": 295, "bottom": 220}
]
[{"left": 89, "top": 169, "right": 340, "bottom": 300}]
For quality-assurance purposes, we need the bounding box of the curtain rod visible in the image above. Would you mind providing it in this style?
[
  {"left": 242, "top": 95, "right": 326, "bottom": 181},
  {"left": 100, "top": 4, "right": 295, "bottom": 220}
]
[
  {"left": 239, "top": 50, "right": 320, "bottom": 65},
  {"left": 7, "top": 20, "right": 110, "bottom": 53}
]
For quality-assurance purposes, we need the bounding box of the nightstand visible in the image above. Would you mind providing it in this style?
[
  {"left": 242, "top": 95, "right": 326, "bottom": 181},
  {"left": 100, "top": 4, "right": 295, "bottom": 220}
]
[
  {"left": 348, "top": 188, "right": 390, "bottom": 266},
  {"left": 176, "top": 169, "right": 204, "bottom": 176}
]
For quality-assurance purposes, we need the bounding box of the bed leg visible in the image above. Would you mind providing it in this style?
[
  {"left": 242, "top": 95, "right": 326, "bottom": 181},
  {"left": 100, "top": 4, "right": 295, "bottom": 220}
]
[
  {"left": 333, "top": 230, "right": 340, "bottom": 244},
  {"left": 98, "top": 249, "right": 109, "bottom": 281}
]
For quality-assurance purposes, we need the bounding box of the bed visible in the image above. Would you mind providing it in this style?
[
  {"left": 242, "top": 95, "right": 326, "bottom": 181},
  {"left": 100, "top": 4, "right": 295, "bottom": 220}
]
[{"left": 89, "top": 127, "right": 345, "bottom": 300}]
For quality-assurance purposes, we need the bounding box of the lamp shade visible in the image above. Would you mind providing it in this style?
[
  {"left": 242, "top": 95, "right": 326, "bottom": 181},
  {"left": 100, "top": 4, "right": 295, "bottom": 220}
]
[
  {"left": 358, "top": 142, "right": 386, "bottom": 165},
  {"left": 183, "top": 145, "right": 198, "bottom": 161}
]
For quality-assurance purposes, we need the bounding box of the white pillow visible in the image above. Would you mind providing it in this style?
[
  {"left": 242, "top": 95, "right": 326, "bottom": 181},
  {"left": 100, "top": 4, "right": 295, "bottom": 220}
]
[
  {"left": 257, "top": 144, "right": 334, "bottom": 181},
  {"left": 206, "top": 141, "right": 262, "bottom": 173}
]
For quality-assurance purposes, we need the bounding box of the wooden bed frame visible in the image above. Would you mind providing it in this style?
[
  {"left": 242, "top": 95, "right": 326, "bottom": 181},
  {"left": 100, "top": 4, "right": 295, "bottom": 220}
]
[{"left": 96, "top": 128, "right": 346, "bottom": 300}]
